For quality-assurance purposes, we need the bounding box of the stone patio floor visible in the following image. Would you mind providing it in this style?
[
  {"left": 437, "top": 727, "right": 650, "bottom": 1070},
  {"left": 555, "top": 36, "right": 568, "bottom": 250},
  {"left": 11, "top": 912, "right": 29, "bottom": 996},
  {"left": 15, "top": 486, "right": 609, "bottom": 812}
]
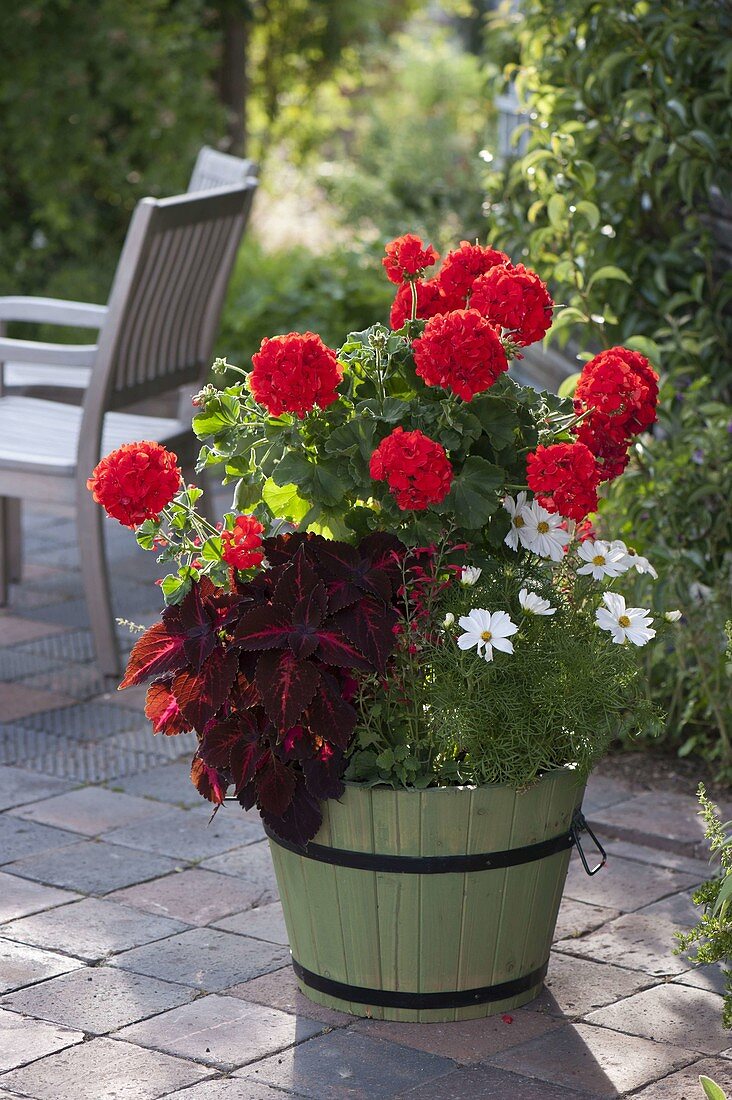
[{"left": 0, "top": 502, "right": 730, "bottom": 1099}]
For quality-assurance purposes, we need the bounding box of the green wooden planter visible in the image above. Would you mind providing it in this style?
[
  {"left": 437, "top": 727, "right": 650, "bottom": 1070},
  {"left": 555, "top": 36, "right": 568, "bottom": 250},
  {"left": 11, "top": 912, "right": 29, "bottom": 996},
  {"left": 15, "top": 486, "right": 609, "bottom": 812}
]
[{"left": 267, "top": 769, "right": 586, "bottom": 1022}]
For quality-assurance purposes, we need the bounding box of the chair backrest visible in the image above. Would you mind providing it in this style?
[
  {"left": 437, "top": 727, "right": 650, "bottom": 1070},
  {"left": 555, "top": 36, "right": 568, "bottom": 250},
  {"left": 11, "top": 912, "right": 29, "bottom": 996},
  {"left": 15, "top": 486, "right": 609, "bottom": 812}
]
[
  {"left": 188, "top": 146, "right": 256, "bottom": 192},
  {"left": 77, "top": 184, "right": 255, "bottom": 471}
]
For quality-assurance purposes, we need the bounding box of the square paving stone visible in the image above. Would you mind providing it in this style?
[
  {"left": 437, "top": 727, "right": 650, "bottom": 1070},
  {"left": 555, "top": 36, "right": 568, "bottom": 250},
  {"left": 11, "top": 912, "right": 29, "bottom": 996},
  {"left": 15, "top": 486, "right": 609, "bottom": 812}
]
[
  {"left": 0, "top": 871, "right": 76, "bottom": 922},
  {"left": 564, "top": 852, "right": 698, "bottom": 912},
  {"left": 554, "top": 898, "right": 620, "bottom": 941},
  {"left": 109, "top": 868, "right": 264, "bottom": 926},
  {"left": 108, "top": 761, "right": 209, "bottom": 808},
  {"left": 7, "top": 840, "right": 182, "bottom": 895},
  {"left": 1, "top": 965, "right": 196, "bottom": 1034},
  {"left": 215, "top": 901, "right": 288, "bottom": 944},
  {"left": 0, "top": 615, "right": 70, "bottom": 647},
  {"left": 0, "top": 728, "right": 175, "bottom": 783},
  {"left": 604, "top": 838, "right": 710, "bottom": 877},
  {"left": 0, "top": 816, "right": 77, "bottom": 864},
  {"left": 0, "top": 647, "right": 64, "bottom": 682},
  {"left": 118, "top": 993, "right": 325, "bottom": 1069},
  {"left": 629, "top": 1058, "right": 732, "bottom": 1098},
  {"left": 165, "top": 1081, "right": 299, "bottom": 1100},
  {"left": 396, "top": 1064, "right": 598, "bottom": 1099},
  {"left": 8, "top": 786, "right": 159, "bottom": 835},
  {"left": 674, "top": 964, "right": 729, "bottom": 996},
  {"left": 199, "top": 839, "right": 279, "bottom": 903},
  {"left": 590, "top": 790, "right": 730, "bottom": 853},
  {"left": 17, "top": 700, "right": 145, "bottom": 739},
  {"left": 582, "top": 774, "right": 636, "bottom": 813},
  {"left": 109, "top": 927, "right": 289, "bottom": 990},
  {"left": 226, "top": 964, "right": 353, "bottom": 1029},
  {"left": 354, "top": 1007, "right": 562, "bottom": 1064},
  {"left": 0, "top": 1035, "right": 212, "bottom": 1100},
  {"left": 527, "top": 952, "right": 655, "bottom": 1018},
  {"left": 103, "top": 804, "right": 265, "bottom": 861},
  {"left": 15, "top": 628, "right": 95, "bottom": 663},
  {"left": 237, "top": 1030, "right": 457, "bottom": 1099},
  {"left": 637, "top": 888, "right": 700, "bottom": 928},
  {"left": 0, "top": 765, "right": 74, "bottom": 811},
  {"left": 0, "top": 1006, "right": 83, "bottom": 1072},
  {"left": 1, "top": 897, "right": 187, "bottom": 963},
  {"left": 586, "top": 982, "right": 729, "bottom": 1054},
  {"left": 488, "top": 1021, "right": 698, "bottom": 1097},
  {"left": 0, "top": 936, "right": 84, "bottom": 994},
  {"left": 19, "top": 663, "right": 110, "bottom": 702},
  {"left": 555, "top": 913, "right": 690, "bottom": 977},
  {"left": 0, "top": 682, "right": 76, "bottom": 720}
]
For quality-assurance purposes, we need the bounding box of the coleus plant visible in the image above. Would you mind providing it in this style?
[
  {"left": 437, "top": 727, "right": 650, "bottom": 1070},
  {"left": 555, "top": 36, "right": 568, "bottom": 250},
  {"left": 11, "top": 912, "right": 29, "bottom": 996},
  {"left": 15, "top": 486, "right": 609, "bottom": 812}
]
[{"left": 87, "top": 231, "right": 665, "bottom": 844}]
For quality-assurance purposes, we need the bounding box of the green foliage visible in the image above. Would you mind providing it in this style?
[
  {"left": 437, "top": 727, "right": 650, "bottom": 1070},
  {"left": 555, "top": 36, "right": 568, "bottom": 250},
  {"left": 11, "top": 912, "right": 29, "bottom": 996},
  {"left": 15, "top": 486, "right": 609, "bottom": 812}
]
[
  {"left": 318, "top": 33, "right": 490, "bottom": 248},
  {"left": 700, "top": 1077, "right": 729, "bottom": 1100},
  {"left": 0, "top": 0, "right": 223, "bottom": 298},
  {"left": 676, "top": 784, "right": 732, "bottom": 1029},
  {"left": 216, "top": 240, "right": 393, "bottom": 366}
]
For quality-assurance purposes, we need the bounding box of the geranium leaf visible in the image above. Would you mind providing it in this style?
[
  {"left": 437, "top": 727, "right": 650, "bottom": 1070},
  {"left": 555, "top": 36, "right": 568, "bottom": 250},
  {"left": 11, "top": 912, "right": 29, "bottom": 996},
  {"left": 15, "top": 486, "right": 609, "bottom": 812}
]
[
  {"left": 144, "top": 679, "right": 192, "bottom": 735},
  {"left": 256, "top": 648, "right": 321, "bottom": 731},
  {"left": 333, "top": 597, "right": 399, "bottom": 675},
  {"left": 190, "top": 756, "right": 227, "bottom": 804},
  {"left": 255, "top": 750, "right": 297, "bottom": 816},
  {"left": 172, "top": 648, "right": 237, "bottom": 730},
  {"left": 119, "top": 621, "right": 187, "bottom": 689},
  {"left": 443, "top": 456, "right": 504, "bottom": 529}
]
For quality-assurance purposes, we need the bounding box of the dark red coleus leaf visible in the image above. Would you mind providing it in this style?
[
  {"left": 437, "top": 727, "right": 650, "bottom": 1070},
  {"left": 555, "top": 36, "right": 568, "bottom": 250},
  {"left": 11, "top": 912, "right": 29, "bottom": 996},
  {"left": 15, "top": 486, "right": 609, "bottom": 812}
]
[
  {"left": 261, "top": 775, "right": 323, "bottom": 846},
  {"left": 314, "top": 629, "right": 371, "bottom": 670},
  {"left": 191, "top": 755, "right": 227, "bottom": 804},
  {"left": 305, "top": 670, "right": 357, "bottom": 748},
  {"left": 145, "top": 679, "right": 191, "bottom": 735},
  {"left": 280, "top": 724, "right": 316, "bottom": 763},
  {"left": 178, "top": 580, "right": 222, "bottom": 671},
  {"left": 255, "top": 749, "right": 297, "bottom": 817},
  {"left": 199, "top": 712, "right": 264, "bottom": 795},
  {"left": 256, "top": 648, "right": 321, "bottom": 731},
  {"left": 233, "top": 603, "right": 291, "bottom": 651},
  {"left": 120, "top": 620, "right": 187, "bottom": 689},
  {"left": 172, "top": 647, "right": 237, "bottom": 731},
  {"left": 333, "top": 597, "right": 399, "bottom": 675},
  {"left": 303, "top": 742, "right": 345, "bottom": 800},
  {"left": 229, "top": 670, "right": 259, "bottom": 711}
]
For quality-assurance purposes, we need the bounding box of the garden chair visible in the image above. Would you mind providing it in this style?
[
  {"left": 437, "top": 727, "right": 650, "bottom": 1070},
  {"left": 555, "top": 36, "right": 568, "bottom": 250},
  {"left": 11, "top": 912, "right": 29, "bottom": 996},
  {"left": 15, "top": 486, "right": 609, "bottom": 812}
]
[{"left": 0, "top": 184, "right": 255, "bottom": 677}]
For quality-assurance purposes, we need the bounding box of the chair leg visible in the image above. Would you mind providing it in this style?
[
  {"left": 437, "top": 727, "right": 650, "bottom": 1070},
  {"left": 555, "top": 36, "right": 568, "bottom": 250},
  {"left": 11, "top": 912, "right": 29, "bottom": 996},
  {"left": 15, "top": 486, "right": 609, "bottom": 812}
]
[
  {"left": 0, "top": 498, "right": 10, "bottom": 607},
  {"left": 76, "top": 479, "right": 121, "bottom": 678},
  {"left": 5, "top": 498, "right": 22, "bottom": 583}
]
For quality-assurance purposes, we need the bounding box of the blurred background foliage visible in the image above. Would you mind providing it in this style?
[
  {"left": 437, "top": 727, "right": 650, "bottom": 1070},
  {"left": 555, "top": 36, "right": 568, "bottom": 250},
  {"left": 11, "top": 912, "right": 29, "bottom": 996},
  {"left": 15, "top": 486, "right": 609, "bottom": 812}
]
[{"left": 2, "top": 0, "right": 730, "bottom": 777}]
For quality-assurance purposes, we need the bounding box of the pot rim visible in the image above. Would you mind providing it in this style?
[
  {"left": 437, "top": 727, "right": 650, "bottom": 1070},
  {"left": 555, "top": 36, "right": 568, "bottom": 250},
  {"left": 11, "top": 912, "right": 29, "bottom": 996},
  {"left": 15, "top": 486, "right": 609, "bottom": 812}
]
[{"left": 342, "top": 764, "right": 583, "bottom": 796}]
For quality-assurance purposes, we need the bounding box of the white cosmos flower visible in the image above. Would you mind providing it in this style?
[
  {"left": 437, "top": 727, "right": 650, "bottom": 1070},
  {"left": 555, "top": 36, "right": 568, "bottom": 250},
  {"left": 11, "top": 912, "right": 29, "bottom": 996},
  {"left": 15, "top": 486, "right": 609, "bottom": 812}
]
[
  {"left": 457, "top": 608, "right": 518, "bottom": 663},
  {"left": 460, "top": 566, "right": 482, "bottom": 586},
  {"left": 520, "top": 501, "right": 571, "bottom": 562},
  {"left": 503, "top": 492, "right": 532, "bottom": 552},
  {"left": 595, "top": 592, "right": 656, "bottom": 646},
  {"left": 443, "top": 612, "right": 455, "bottom": 629},
  {"left": 577, "top": 539, "right": 629, "bottom": 581},
  {"left": 609, "top": 540, "right": 658, "bottom": 580},
  {"left": 664, "top": 609, "right": 682, "bottom": 622},
  {"left": 519, "top": 588, "right": 556, "bottom": 616}
]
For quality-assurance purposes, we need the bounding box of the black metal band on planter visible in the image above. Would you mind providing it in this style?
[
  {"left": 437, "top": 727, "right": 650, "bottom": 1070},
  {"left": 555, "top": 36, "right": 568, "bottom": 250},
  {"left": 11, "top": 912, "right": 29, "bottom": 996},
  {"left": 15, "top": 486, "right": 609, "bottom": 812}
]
[
  {"left": 263, "top": 823, "right": 576, "bottom": 873},
  {"left": 291, "top": 957, "right": 549, "bottom": 1010}
]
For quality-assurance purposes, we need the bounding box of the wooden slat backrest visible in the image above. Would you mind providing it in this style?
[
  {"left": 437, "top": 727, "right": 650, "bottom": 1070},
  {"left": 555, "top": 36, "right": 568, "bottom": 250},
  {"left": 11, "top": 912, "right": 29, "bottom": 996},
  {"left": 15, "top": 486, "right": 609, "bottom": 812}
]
[
  {"left": 188, "top": 146, "right": 256, "bottom": 192},
  {"left": 76, "top": 185, "right": 253, "bottom": 478}
]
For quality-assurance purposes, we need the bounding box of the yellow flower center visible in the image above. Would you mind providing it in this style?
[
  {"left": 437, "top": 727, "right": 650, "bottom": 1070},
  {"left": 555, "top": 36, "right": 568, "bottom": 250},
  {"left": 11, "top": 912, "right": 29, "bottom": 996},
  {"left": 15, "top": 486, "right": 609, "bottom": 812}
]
[
  {"left": 481, "top": 630, "right": 492, "bottom": 642},
  {"left": 537, "top": 521, "right": 549, "bottom": 534},
  {"left": 514, "top": 516, "right": 525, "bottom": 528},
  {"left": 618, "top": 615, "right": 631, "bottom": 628},
  {"left": 592, "top": 554, "right": 606, "bottom": 566}
]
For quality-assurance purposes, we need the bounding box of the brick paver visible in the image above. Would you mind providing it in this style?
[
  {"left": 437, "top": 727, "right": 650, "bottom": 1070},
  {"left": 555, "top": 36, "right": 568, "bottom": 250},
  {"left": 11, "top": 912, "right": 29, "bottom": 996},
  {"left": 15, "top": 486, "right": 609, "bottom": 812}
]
[{"left": 0, "top": 500, "right": 729, "bottom": 1099}]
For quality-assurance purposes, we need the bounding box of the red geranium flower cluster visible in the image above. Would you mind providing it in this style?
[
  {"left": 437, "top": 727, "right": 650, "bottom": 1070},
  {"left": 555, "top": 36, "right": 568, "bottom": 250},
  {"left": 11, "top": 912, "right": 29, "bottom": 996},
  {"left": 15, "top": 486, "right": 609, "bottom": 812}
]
[
  {"left": 87, "top": 441, "right": 181, "bottom": 528},
  {"left": 250, "top": 332, "right": 342, "bottom": 419},
  {"left": 389, "top": 278, "right": 457, "bottom": 329},
  {"left": 572, "top": 347, "right": 659, "bottom": 481},
  {"left": 412, "top": 308, "right": 508, "bottom": 401},
  {"left": 470, "top": 263, "right": 553, "bottom": 347},
  {"left": 370, "top": 427, "right": 453, "bottom": 511},
  {"left": 382, "top": 234, "right": 439, "bottom": 284},
  {"left": 221, "top": 514, "right": 265, "bottom": 571},
  {"left": 435, "top": 241, "right": 509, "bottom": 302},
  {"left": 526, "top": 441, "right": 600, "bottom": 521}
]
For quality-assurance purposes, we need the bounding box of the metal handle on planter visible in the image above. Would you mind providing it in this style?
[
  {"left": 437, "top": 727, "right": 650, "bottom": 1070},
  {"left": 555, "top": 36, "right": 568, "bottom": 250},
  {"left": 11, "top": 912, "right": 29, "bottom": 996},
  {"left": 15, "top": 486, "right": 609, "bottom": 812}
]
[{"left": 571, "top": 809, "right": 607, "bottom": 876}]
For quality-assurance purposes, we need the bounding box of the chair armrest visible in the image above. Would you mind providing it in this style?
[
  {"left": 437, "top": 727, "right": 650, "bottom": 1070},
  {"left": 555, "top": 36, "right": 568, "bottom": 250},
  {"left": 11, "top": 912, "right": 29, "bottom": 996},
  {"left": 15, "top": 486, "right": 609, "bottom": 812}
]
[
  {"left": 0, "top": 296, "right": 107, "bottom": 329},
  {"left": 0, "top": 337, "right": 97, "bottom": 367}
]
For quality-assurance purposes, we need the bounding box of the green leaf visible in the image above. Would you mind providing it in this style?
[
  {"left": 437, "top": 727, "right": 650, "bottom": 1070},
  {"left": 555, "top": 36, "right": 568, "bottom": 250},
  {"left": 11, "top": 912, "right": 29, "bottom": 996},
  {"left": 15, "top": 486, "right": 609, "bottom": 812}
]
[
  {"left": 445, "top": 457, "right": 504, "bottom": 529},
  {"left": 135, "top": 518, "right": 161, "bottom": 551},
  {"left": 325, "top": 418, "right": 377, "bottom": 462},
  {"left": 272, "top": 451, "right": 313, "bottom": 488},
  {"left": 574, "top": 200, "right": 600, "bottom": 229},
  {"left": 471, "top": 396, "right": 518, "bottom": 449},
  {"left": 700, "top": 1076, "right": 728, "bottom": 1100},
  {"left": 624, "top": 335, "right": 661, "bottom": 364},
  {"left": 547, "top": 193, "right": 567, "bottom": 229},
  {"left": 310, "top": 462, "right": 349, "bottom": 507},
  {"left": 558, "top": 372, "right": 581, "bottom": 399},
  {"left": 262, "top": 478, "right": 311, "bottom": 523},
  {"left": 233, "top": 478, "right": 262, "bottom": 511},
  {"left": 160, "top": 568, "right": 196, "bottom": 605},
  {"left": 201, "top": 536, "right": 223, "bottom": 562},
  {"left": 587, "top": 265, "right": 632, "bottom": 291},
  {"left": 192, "top": 393, "right": 241, "bottom": 438}
]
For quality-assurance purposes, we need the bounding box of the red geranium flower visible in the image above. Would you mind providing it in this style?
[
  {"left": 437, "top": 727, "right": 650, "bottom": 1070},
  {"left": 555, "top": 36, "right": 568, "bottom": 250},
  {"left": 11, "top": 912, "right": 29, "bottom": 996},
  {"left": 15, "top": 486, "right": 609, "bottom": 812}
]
[
  {"left": 574, "top": 347, "right": 659, "bottom": 438},
  {"left": 575, "top": 421, "right": 631, "bottom": 482},
  {"left": 370, "top": 427, "right": 453, "bottom": 511},
  {"left": 526, "top": 441, "right": 600, "bottom": 521},
  {"left": 250, "top": 332, "right": 342, "bottom": 419},
  {"left": 436, "top": 241, "right": 509, "bottom": 303},
  {"left": 470, "top": 263, "right": 554, "bottom": 347},
  {"left": 389, "top": 277, "right": 459, "bottom": 329},
  {"left": 221, "top": 514, "right": 265, "bottom": 571},
  {"left": 412, "top": 308, "right": 508, "bottom": 401},
  {"left": 382, "top": 234, "right": 439, "bottom": 285},
  {"left": 87, "top": 441, "right": 181, "bottom": 528}
]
